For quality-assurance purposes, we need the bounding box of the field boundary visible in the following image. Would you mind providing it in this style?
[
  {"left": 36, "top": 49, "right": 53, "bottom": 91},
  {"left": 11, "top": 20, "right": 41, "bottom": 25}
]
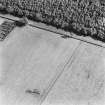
[{"left": 0, "top": 14, "right": 105, "bottom": 49}]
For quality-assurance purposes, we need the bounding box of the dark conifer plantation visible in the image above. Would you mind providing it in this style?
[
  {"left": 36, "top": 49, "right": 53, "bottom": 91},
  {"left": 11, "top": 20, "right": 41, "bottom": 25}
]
[{"left": 0, "top": 0, "right": 105, "bottom": 41}]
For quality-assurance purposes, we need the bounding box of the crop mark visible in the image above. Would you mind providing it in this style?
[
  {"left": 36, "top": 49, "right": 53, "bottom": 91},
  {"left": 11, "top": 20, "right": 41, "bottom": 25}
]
[{"left": 25, "top": 89, "right": 40, "bottom": 95}]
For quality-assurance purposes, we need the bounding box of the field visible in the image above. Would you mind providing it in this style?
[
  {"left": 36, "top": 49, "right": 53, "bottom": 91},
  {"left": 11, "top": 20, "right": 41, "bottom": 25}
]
[
  {"left": 0, "top": 17, "right": 105, "bottom": 105},
  {"left": 0, "top": 1, "right": 105, "bottom": 105}
]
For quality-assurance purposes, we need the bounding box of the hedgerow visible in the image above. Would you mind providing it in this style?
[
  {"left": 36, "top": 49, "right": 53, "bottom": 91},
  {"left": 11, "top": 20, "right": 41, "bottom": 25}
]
[{"left": 0, "top": 0, "right": 105, "bottom": 41}]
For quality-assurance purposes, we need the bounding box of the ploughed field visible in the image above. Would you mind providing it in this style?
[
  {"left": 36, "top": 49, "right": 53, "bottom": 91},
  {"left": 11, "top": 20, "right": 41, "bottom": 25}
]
[{"left": 0, "top": 17, "right": 105, "bottom": 105}]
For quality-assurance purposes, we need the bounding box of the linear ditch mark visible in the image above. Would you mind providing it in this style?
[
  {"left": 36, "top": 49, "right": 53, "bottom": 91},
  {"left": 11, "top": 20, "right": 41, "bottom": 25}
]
[
  {"left": 39, "top": 41, "right": 83, "bottom": 105},
  {"left": 0, "top": 15, "right": 105, "bottom": 49}
]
